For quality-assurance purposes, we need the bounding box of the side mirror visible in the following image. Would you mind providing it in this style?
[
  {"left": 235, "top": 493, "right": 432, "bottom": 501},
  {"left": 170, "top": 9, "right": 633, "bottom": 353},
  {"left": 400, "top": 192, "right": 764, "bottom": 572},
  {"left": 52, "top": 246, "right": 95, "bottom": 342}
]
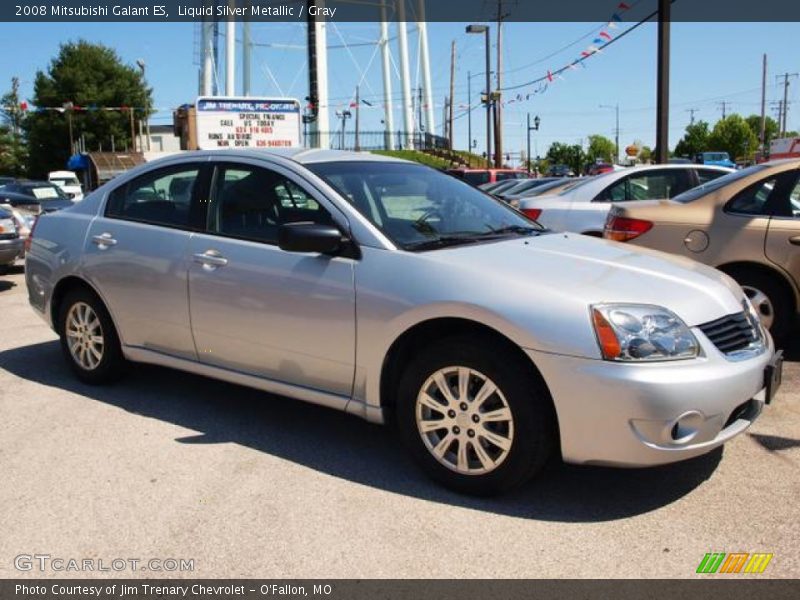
[{"left": 278, "top": 222, "right": 343, "bottom": 254}]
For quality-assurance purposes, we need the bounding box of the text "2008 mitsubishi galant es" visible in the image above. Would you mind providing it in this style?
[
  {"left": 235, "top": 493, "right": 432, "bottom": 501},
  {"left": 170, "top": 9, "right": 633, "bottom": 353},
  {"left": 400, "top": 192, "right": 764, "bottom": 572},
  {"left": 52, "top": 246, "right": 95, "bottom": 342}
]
[{"left": 25, "top": 150, "right": 782, "bottom": 495}]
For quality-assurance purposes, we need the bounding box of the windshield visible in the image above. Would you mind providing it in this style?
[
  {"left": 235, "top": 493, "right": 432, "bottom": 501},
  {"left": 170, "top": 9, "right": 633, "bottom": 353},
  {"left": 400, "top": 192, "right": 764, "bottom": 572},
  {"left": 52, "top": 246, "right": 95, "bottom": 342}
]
[
  {"left": 25, "top": 184, "right": 68, "bottom": 201},
  {"left": 704, "top": 153, "right": 729, "bottom": 161},
  {"left": 51, "top": 177, "right": 79, "bottom": 186},
  {"left": 308, "top": 161, "right": 545, "bottom": 251},
  {"left": 673, "top": 164, "right": 768, "bottom": 204}
]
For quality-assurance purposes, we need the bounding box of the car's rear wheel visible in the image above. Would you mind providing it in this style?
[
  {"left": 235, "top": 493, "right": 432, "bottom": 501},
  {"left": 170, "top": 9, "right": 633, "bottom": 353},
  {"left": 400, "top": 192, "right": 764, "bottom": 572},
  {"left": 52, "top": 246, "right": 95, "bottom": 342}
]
[
  {"left": 396, "top": 335, "right": 556, "bottom": 495},
  {"left": 726, "top": 268, "right": 792, "bottom": 346},
  {"left": 58, "top": 288, "right": 125, "bottom": 384}
]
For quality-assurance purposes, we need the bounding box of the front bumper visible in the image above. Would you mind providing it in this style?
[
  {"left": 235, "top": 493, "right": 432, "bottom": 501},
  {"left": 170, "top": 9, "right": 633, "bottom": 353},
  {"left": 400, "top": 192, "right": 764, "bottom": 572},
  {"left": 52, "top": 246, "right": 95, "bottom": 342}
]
[
  {"left": 526, "top": 333, "right": 773, "bottom": 467},
  {"left": 0, "top": 237, "right": 23, "bottom": 266}
]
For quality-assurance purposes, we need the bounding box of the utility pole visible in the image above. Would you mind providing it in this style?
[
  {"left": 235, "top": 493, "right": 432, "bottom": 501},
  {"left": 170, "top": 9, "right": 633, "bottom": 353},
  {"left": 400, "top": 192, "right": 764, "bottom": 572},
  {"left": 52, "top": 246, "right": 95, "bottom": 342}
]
[
  {"left": 718, "top": 101, "right": 732, "bottom": 119},
  {"left": 686, "top": 108, "right": 699, "bottom": 125},
  {"left": 495, "top": 1, "right": 506, "bottom": 168},
  {"left": 467, "top": 70, "right": 472, "bottom": 153},
  {"left": 777, "top": 72, "right": 798, "bottom": 136},
  {"left": 655, "top": 0, "right": 670, "bottom": 163},
  {"left": 354, "top": 85, "right": 360, "bottom": 151},
  {"left": 760, "top": 54, "right": 767, "bottom": 153},
  {"left": 448, "top": 40, "right": 456, "bottom": 150}
]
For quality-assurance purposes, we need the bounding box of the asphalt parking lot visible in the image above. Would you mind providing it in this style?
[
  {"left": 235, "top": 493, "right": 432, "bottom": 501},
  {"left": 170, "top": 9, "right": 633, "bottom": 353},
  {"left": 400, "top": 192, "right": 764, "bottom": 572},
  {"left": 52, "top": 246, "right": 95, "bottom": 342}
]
[{"left": 0, "top": 262, "right": 798, "bottom": 579}]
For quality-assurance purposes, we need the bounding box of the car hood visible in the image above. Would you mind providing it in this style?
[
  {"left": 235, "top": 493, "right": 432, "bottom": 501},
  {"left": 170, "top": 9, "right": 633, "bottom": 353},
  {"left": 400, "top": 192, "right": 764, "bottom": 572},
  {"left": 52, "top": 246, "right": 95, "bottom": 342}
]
[{"left": 419, "top": 231, "right": 745, "bottom": 331}]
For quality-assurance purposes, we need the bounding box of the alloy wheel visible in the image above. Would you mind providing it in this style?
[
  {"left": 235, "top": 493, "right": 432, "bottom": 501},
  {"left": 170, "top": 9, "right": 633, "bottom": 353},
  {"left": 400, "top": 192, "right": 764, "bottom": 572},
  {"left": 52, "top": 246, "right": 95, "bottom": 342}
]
[
  {"left": 65, "top": 302, "right": 105, "bottom": 370},
  {"left": 415, "top": 366, "right": 514, "bottom": 475}
]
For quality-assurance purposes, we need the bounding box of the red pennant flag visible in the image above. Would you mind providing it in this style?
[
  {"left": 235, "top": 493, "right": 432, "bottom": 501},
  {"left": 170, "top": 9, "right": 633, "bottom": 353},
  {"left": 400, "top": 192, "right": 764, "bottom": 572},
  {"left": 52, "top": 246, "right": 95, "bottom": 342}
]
[
  {"left": 599, "top": 31, "right": 612, "bottom": 40},
  {"left": 19, "top": 102, "right": 28, "bottom": 111},
  {"left": 547, "top": 70, "right": 553, "bottom": 82},
  {"left": 618, "top": 2, "right": 631, "bottom": 9}
]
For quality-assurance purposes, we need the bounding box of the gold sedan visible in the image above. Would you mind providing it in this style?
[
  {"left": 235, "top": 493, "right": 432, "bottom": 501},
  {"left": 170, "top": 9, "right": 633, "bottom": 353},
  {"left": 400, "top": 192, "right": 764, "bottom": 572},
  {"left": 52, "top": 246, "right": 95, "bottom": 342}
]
[{"left": 604, "top": 159, "right": 800, "bottom": 344}]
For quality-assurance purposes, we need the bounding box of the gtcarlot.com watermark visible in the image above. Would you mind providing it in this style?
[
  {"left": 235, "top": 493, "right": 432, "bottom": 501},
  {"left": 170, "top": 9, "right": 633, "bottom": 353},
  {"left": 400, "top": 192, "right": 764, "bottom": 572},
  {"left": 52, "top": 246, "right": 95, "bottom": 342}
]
[{"left": 14, "top": 554, "right": 195, "bottom": 573}]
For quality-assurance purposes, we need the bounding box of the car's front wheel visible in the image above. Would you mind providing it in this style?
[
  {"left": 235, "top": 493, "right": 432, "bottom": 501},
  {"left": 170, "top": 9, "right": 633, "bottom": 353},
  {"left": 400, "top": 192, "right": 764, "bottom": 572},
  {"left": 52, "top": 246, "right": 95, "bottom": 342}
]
[
  {"left": 57, "top": 287, "right": 125, "bottom": 384},
  {"left": 396, "top": 335, "right": 556, "bottom": 495}
]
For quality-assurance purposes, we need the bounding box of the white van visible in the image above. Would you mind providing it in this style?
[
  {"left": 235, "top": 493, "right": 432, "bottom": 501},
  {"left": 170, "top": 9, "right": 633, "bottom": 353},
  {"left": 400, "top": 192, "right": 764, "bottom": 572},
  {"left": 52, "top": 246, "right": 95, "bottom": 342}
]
[{"left": 47, "top": 171, "right": 84, "bottom": 201}]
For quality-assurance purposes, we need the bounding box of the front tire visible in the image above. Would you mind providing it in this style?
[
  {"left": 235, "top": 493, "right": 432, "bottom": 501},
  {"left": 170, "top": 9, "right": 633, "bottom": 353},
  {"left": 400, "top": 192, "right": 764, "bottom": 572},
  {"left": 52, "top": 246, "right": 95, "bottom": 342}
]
[
  {"left": 58, "top": 288, "right": 125, "bottom": 384},
  {"left": 396, "top": 335, "right": 556, "bottom": 495}
]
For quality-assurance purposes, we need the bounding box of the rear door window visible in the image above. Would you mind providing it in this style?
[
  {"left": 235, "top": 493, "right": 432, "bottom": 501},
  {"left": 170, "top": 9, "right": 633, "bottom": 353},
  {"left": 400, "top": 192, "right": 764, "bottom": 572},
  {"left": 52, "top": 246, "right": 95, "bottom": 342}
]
[{"left": 106, "top": 164, "right": 201, "bottom": 228}]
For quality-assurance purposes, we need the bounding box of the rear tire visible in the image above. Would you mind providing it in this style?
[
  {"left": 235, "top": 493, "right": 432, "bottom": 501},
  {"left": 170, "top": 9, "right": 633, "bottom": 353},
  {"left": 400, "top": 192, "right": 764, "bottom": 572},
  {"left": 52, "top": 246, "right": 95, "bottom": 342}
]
[
  {"left": 725, "top": 267, "right": 792, "bottom": 347},
  {"left": 396, "top": 335, "right": 556, "bottom": 496},
  {"left": 57, "top": 287, "right": 125, "bottom": 384}
]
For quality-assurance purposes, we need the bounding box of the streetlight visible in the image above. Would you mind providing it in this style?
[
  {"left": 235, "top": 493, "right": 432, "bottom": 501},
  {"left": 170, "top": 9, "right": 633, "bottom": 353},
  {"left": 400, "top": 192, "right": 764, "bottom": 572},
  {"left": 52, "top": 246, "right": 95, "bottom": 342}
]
[
  {"left": 466, "top": 24, "right": 491, "bottom": 169},
  {"left": 526, "top": 114, "right": 540, "bottom": 175},
  {"left": 136, "top": 59, "right": 151, "bottom": 152},
  {"left": 600, "top": 103, "right": 620, "bottom": 164}
]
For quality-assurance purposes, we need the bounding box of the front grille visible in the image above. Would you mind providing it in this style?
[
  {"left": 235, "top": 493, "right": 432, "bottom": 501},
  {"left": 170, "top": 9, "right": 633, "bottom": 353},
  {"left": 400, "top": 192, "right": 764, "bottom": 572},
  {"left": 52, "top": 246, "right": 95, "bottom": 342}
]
[{"left": 698, "top": 311, "right": 759, "bottom": 354}]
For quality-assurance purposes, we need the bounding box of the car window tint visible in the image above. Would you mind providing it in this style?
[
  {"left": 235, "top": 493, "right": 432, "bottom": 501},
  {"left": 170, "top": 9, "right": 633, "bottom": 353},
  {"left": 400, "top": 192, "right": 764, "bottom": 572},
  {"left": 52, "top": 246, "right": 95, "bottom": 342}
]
[
  {"left": 697, "top": 169, "right": 727, "bottom": 185},
  {"left": 106, "top": 166, "right": 199, "bottom": 228},
  {"left": 463, "top": 172, "right": 490, "bottom": 185},
  {"left": 626, "top": 172, "right": 683, "bottom": 200},
  {"left": 210, "top": 164, "right": 333, "bottom": 244},
  {"left": 726, "top": 177, "right": 778, "bottom": 216}
]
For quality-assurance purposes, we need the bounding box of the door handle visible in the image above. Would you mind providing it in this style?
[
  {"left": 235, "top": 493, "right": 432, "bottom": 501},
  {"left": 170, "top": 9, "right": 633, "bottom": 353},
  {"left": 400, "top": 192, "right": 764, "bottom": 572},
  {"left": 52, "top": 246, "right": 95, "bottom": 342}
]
[
  {"left": 91, "top": 233, "right": 117, "bottom": 248},
  {"left": 193, "top": 250, "right": 228, "bottom": 268},
  {"left": 789, "top": 236, "right": 800, "bottom": 246}
]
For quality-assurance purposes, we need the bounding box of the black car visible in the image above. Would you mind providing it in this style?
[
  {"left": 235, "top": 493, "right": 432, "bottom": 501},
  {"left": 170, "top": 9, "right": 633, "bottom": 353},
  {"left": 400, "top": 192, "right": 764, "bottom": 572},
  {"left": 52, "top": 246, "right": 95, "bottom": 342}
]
[{"left": 0, "top": 181, "right": 74, "bottom": 212}]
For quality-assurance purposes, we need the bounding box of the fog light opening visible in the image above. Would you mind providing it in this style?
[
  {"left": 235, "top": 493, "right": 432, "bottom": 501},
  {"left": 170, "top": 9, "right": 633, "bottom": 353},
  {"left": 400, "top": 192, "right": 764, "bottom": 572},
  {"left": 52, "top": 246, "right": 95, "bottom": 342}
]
[{"left": 669, "top": 412, "right": 703, "bottom": 444}]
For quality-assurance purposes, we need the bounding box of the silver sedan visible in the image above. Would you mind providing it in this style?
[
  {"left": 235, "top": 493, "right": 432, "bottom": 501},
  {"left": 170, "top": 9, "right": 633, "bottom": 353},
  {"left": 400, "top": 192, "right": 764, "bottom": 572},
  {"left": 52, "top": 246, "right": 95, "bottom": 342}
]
[
  {"left": 25, "top": 150, "right": 780, "bottom": 495},
  {"left": 518, "top": 164, "right": 733, "bottom": 235}
]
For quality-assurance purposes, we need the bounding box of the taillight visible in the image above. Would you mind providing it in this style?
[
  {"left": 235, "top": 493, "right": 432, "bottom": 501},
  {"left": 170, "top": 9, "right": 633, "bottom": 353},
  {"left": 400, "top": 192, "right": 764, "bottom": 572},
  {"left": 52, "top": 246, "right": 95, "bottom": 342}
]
[
  {"left": 24, "top": 216, "right": 38, "bottom": 253},
  {"left": 522, "top": 208, "right": 542, "bottom": 221},
  {"left": 603, "top": 215, "right": 653, "bottom": 242}
]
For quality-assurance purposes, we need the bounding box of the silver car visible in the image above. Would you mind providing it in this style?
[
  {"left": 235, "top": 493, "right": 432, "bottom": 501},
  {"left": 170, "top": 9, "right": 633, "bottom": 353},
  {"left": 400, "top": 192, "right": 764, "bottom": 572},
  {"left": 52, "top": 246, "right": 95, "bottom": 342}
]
[
  {"left": 25, "top": 150, "right": 781, "bottom": 495},
  {"left": 518, "top": 164, "right": 733, "bottom": 235}
]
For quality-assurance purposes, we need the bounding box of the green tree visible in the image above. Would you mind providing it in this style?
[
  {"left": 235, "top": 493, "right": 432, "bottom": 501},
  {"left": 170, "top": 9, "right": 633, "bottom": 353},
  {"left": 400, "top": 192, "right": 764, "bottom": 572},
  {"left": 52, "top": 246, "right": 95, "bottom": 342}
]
[
  {"left": 23, "top": 40, "right": 152, "bottom": 178},
  {"left": 638, "top": 145, "right": 653, "bottom": 163},
  {"left": 546, "top": 142, "right": 586, "bottom": 175},
  {"left": 586, "top": 134, "right": 616, "bottom": 165},
  {"left": 707, "top": 114, "right": 759, "bottom": 161},
  {"left": 0, "top": 77, "right": 28, "bottom": 176},
  {"left": 745, "top": 114, "right": 779, "bottom": 147},
  {"left": 673, "top": 120, "right": 710, "bottom": 159}
]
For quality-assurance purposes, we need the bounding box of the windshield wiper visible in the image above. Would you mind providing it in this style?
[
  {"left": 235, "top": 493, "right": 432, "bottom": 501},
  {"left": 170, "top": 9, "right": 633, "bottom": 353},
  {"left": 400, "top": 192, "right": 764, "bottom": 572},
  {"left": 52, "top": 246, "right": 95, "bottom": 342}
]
[
  {"left": 404, "top": 235, "right": 486, "bottom": 251},
  {"left": 477, "top": 225, "right": 545, "bottom": 237}
]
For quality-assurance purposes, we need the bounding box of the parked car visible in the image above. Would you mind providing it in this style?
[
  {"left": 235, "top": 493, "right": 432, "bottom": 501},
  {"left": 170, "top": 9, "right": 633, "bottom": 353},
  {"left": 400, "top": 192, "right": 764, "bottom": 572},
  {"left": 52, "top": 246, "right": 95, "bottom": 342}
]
[
  {"left": 0, "top": 181, "right": 75, "bottom": 212},
  {"left": 481, "top": 179, "right": 527, "bottom": 197},
  {"left": 447, "top": 168, "right": 529, "bottom": 186},
  {"left": 585, "top": 162, "right": 615, "bottom": 176},
  {"left": 26, "top": 149, "right": 780, "bottom": 495},
  {"left": 516, "top": 177, "right": 579, "bottom": 199},
  {"left": 0, "top": 205, "right": 23, "bottom": 274},
  {"left": 695, "top": 151, "right": 737, "bottom": 169},
  {"left": 518, "top": 164, "right": 734, "bottom": 235},
  {"left": 0, "top": 190, "right": 42, "bottom": 215},
  {"left": 547, "top": 164, "right": 575, "bottom": 178},
  {"left": 0, "top": 176, "right": 15, "bottom": 186},
  {"left": 494, "top": 177, "right": 560, "bottom": 200},
  {"left": 48, "top": 170, "right": 84, "bottom": 201},
  {"left": 604, "top": 159, "right": 800, "bottom": 344}
]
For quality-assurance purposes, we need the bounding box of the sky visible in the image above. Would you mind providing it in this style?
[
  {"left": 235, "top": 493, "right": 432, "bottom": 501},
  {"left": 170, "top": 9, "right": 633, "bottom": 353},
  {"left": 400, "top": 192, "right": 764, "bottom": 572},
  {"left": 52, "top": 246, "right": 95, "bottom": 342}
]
[{"left": 0, "top": 18, "right": 798, "bottom": 161}]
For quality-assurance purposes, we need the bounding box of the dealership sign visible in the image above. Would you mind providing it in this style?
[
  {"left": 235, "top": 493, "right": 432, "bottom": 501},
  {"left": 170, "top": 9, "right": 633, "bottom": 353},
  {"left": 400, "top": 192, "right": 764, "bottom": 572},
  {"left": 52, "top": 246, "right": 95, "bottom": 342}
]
[{"left": 195, "top": 97, "right": 301, "bottom": 150}]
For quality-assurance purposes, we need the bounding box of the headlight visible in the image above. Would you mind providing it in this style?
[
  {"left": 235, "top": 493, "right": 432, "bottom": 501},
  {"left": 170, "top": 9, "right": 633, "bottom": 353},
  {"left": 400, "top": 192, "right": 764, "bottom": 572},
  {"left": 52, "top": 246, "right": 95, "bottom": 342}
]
[{"left": 591, "top": 304, "right": 699, "bottom": 361}]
